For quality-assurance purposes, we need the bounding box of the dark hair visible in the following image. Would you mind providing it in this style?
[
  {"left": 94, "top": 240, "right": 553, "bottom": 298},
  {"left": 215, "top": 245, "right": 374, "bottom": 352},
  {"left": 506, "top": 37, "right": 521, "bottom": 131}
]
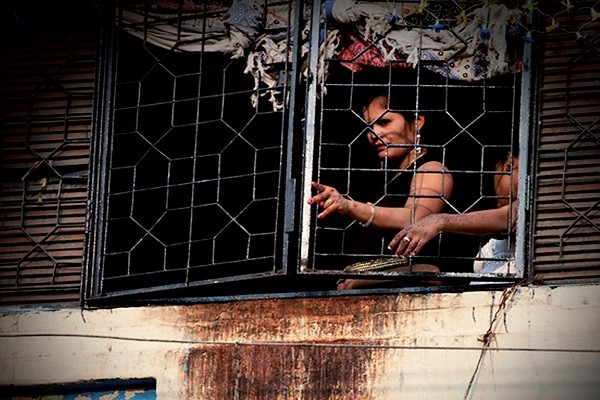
[
  {"left": 357, "top": 89, "right": 419, "bottom": 123},
  {"left": 484, "top": 130, "right": 520, "bottom": 172}
]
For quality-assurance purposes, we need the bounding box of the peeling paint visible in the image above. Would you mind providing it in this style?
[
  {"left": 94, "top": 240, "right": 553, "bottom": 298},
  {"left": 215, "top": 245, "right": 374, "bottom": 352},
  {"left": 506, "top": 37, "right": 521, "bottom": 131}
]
[{"left": 187, "top": 343, "right": 384, "bottom": 399}]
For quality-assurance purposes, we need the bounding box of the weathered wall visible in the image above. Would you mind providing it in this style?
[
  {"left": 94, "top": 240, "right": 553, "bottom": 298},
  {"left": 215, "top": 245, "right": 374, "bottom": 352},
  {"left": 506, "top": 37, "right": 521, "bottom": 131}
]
[{"left": 1, "top": 285, "right": 599, "bottom": 399}]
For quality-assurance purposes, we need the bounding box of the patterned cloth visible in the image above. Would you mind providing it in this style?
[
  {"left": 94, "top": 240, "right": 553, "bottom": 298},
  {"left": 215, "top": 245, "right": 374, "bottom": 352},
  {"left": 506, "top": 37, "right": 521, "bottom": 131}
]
[
  {"left": 326, "top": 0, "right": 514, "bottom": 81},
  {"left": 225, "top": 0, "right": 264, "bottom": 30},
  {"left": 336, "top": 32, "right": 411, "bottom": 72},
  {"left": 153, "top": 0, "right": 229, "bottom": 13},
  {"left": 120, "top": 0, "right": 521, "bottom": 109}
]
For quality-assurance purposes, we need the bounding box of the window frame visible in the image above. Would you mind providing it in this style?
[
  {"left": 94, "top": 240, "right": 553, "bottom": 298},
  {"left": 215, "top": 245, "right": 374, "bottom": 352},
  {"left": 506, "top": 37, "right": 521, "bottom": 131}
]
[
  {"left": 85, "top": 0, "right": 307, "bottom": 303},
  {"left": 84, "top": 0, "right": 536, "bottom": 305},
  {"left": 296, "top": 0, "right": 534, "bottom": 284}
]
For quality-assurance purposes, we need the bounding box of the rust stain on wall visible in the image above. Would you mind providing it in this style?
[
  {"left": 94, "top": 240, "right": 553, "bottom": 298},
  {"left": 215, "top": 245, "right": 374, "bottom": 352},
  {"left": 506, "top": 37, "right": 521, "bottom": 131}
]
[
  {"left": 187, "top": 342, "right": 383, "bottom": 400},
  {"left": 173, "top": 294, "right": 437, "bottom": 343},
  {"left": 176, "top": 295, "right": 424, "bottom": 399}
]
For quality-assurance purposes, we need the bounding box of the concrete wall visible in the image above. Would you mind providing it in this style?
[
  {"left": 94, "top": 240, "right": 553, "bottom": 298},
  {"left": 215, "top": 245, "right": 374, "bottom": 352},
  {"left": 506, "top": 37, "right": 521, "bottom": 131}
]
[{"left": 1, "top": 284, "right": 599, "bottom": 399}]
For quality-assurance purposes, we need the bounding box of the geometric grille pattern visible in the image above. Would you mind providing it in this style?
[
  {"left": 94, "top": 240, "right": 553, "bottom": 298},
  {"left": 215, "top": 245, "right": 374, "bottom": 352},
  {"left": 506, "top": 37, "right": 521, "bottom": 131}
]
[
  {"left": 305, "top": 1, "right": 522, "bottom": 277},
  {"left": 309, "top": 72, "right": 520, "bottom": 274},
  {"left": 90, "top": 1, "right": 529, "bottom": 299},
  {"left": 532, "top": 9, "right": 600, "bottom": 280},
  {"left": 88, "top": 0, "right": 295, "bottom": 297},
  {"left": 0, "top": 0, "right": 97, "bottom": 304},
  {"left": 2, "top": 1, "right": 598, "bottom": 304}
]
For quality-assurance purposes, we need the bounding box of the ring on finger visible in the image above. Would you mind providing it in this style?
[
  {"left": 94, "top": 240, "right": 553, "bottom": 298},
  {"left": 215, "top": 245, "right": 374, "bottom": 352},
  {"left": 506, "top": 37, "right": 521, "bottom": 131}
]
[
  {"left": 402, "top": 236, "right": 411, "bottom": 242},
  {"left": 324, "top": 198, "right": 333, "bottom": 207}
]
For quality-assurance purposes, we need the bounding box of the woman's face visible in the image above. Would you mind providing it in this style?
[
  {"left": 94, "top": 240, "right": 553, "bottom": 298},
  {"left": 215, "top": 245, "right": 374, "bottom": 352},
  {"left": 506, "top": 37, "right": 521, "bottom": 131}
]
[
  {"left": 362, "top": 96, "right": 423, "bottom": 162},
  {"left": 494, "top": 155, "right": 519, "bottom": 208}
]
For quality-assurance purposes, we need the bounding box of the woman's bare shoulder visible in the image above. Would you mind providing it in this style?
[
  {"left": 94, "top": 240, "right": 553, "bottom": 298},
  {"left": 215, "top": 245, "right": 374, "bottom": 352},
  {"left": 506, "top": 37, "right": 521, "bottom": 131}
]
[{"left": 417, "top": 160, "right": 449, "bottom": 172}]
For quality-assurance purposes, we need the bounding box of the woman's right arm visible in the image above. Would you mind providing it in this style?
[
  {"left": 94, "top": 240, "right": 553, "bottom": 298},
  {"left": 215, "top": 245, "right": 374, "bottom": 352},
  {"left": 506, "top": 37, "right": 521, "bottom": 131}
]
[{"left": 388, "top": 202, "right": 517, "bottom": 258}]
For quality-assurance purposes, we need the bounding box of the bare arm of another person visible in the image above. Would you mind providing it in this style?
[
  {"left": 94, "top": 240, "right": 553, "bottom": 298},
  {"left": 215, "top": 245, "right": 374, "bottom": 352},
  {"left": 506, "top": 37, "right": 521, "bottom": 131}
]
[
  {"left": 388, "top": 201, "right": 518, "bottom": 258},
  {"left": 308, "top": 161, "right": 453, "bottom": 230}
]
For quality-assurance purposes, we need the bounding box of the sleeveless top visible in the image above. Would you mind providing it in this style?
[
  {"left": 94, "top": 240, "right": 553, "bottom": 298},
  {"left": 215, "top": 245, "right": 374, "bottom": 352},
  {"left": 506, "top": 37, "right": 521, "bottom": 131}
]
[
  {"left": 340, "top": 151, "right": 480, "bottom": 273},
  {"left": 341, "top": 152, "right": 438, "bottom": 264}
]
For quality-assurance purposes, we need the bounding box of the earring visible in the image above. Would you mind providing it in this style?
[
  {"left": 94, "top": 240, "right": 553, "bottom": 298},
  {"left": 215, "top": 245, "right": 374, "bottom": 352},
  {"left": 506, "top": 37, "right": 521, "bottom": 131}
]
[{"left": 415, "top": 130, "right": 422, "bottom": 154}]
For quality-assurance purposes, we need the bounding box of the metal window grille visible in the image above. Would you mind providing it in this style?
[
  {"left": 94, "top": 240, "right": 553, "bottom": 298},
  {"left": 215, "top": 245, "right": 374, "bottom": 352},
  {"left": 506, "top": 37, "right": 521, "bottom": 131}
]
[
  {"left": 531, "top": 4, "right": 600, "bottom": 283},
  {"left": 87, "top": 0, "right": 532, "bottom": 301},
  {"left": 298, "top": 0, "right": 526, "bottom": 286},
  {"left": 87, "top": 0, "right": 306, "bottom": 300},
  {"left": 0, "top": 0, "right": 97, "bottom": 304}
]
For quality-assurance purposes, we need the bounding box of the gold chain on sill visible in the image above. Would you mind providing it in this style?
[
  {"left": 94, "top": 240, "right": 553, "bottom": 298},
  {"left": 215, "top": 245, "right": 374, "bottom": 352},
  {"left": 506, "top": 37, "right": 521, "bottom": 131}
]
[{"left": 343, "top": 256, "right": 409, "bottom": 272}]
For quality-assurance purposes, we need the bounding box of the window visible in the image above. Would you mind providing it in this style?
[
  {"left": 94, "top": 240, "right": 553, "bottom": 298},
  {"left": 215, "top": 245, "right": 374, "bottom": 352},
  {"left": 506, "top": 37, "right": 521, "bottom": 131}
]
[
  {"left": 0, "top": 0, "right": 600, "bottom": 304},
  {"left": 88, "top": 0, "right": 304, "bottom": 300},
  {"left": 0, "top": 0, "right": 97, "bottom": 304},
  {"left": 299, "top": 0, "right": 528, "bottom": 289},
  {"left": 529, "top": 0, "right": 600, "bottom": 283},
  {"left": 1, "top": 1, "right": 597, "bottom": 306},
  {"left": 84, "top": 0, "right": 537, "bottom": 303}
]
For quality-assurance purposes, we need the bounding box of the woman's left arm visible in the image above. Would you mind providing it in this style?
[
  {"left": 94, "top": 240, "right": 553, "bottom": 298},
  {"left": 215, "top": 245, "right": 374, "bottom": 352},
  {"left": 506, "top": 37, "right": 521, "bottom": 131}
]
[
  {"left": 371, "top": 161, "right": 453, "bottom": 229},
  {"left": 308, "top": 161, "right": 452, "bottom": 229}
]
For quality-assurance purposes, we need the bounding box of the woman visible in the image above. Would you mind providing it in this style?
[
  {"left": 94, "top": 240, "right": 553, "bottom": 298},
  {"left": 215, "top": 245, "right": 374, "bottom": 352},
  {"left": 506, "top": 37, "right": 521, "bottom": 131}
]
[
  {"left": 308, "top": 90, "right": 453, "bottom": 289},
  {"left": 308, "top": 92, "right": 452, "bottom": 228},
  {"left": 388, "top": 149, "right": 520, "bottom": 278}
]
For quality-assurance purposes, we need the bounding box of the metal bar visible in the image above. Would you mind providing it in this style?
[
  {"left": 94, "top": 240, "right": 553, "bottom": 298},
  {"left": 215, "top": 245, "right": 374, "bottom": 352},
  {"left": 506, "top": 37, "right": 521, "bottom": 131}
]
[
  {"left": 515, "top": 0, "right": 534, "bottom": 279},
  {"left": 83, "top": 0, "right": 117, "bottom": 302},
  {"left": 298, "top": 0, "right": 321, "bottom": 271},
  {"left": 281, "top": 0, "right": 304, "bottom": 271}
]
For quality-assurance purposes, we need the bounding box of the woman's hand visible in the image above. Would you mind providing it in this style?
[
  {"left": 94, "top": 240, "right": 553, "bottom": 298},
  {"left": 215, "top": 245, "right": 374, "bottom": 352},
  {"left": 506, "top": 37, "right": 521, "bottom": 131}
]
[
  {"left": 388, "top": 214, "right": 445, "bottom": 257},
  {"left": 307, "top": 181, "right": 350, "bottom": 219}
]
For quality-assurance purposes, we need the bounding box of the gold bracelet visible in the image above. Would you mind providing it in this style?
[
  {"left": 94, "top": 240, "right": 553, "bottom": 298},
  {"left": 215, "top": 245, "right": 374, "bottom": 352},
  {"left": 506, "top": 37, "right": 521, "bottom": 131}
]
[{"left": 359, "top": 202, "right": 376, "bottom": 227}]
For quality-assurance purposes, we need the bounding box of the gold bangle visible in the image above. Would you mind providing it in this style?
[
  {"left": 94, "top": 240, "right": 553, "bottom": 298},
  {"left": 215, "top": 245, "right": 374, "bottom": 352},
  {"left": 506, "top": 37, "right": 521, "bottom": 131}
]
[{"left": 359, "top": 202, "right": 376, "bottom": 227}]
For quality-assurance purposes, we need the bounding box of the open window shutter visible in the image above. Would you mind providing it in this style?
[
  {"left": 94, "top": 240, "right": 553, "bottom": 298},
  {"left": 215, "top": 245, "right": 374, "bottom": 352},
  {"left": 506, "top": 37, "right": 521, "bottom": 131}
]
[
  {"left": 0, "top": 1, "right": 98, "bottom": 304},
  {"left": 531, "top": 10, "right": 600, "bottom": 282}
]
